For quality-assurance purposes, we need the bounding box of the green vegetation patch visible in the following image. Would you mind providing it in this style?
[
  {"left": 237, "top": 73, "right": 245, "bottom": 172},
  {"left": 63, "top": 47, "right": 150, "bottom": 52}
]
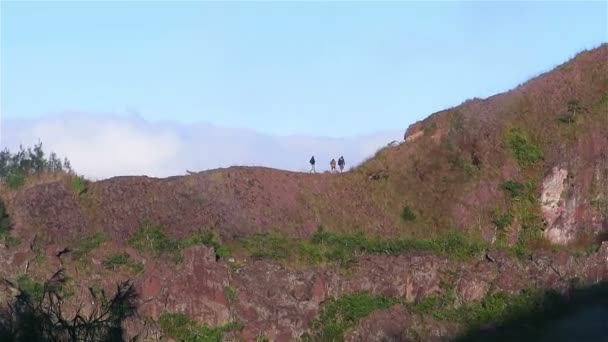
[
  {"left": 401, "top": 206, "right": 417, "bottom": 221},
  {"left": 491, "top": 211, "right": 513, "bottom": 231},
  {"left": 500, "top": 181, "right": 525, "bottom": 199},
  {"left": 0, "top": 142, "right": 73, "bottom": 190},
  {"left": 71, "top": 175, "right": 88, "bottom": 195},
  {"left": 6, "top": 171, "right": 26, "bottom": 190},
  {"left": 102, "top": 253, "right": 143, "bottom": 273},
  {"left": 102, "top": 253, "right": 129, "bottom": 270},
  {"left": 180, "top": 230, "right": 229, "bottom": 258},
  {"left": 129, "top": 222, "right": 230, "bottom": 261},
  {"left": 412, "top": 290, "right": 543, "bottom": 329},
  {"left": 306, "top": 287, "right": 573, "bottom": 341},
  {"left": 73, "top": 233, "right": 105, "bottom": 259},
  {"left": 505, "top": 128, "right": 543, "bottom": 167},
  {"left": 224, "top": 286, "right": 236, "bottom": 302},
  {"left": 235, "top": 229, "right": 487, "bottom": 267},
  {"left": 499, "top": 179, "right": 544, "bottom": 257},
  {"left": 307, "top": 293, "right": 399, "bottom": 341},
  {"left": 16, "top": 275, "right": 45, "bottom": 303},
  {"left": 159, "top": 312, "right": 242, "bottom": 342},
  {"left": 128, "top": 222, "right": 178, "bottom": 256}
]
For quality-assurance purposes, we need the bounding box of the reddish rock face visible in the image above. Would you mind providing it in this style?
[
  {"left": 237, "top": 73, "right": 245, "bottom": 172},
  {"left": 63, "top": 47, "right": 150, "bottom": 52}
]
[
  {"left": 456, "top": 262, "right": 495, "bottom": 303},
  {"left": 137, "top": 246, "right": 231, "bottom": 325}
]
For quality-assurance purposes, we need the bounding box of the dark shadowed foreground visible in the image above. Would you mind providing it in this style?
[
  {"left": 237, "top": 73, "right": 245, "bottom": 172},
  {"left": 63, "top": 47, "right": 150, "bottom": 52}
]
[
  {"left": 0, "top": 270, "right": 137, "bottom": 342},
  {"left": 455, "top": 281, "right": 608, "bottom": 342}
]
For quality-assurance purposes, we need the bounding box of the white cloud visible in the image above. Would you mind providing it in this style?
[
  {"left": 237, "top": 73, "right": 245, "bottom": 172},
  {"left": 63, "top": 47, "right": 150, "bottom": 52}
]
[{"left": 1, "top": 112, "right": 402, "bottom": 180}]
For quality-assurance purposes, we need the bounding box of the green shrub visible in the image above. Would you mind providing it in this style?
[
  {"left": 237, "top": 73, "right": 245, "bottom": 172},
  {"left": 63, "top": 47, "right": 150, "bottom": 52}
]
[
  {"left": 129, "top": 223, "right": 231, "bottom": 262},
  {"left": 102, "top": 253, "right": 130, "bottom": 270},
  {"left": 159, "top": 313, "right": 242, "bottom": 342},
  {"left": 309, "top": 293, "right": 398, "bottom": 340},
  {"left": 505, "top": 128, "right": 543, "bottom": 167},
  {"left": 71, "top": 175, "right": 88, "bottom": 195},
  {"left": 73, "top": 233, "right": 105, "bottom": 259},
  {"left": 500, "top": 180, "right": 525, "bottom": 198},
  {"left": 16, "top": 275, "right": 45, "bottom": 303},
  {"left": 128, "top": 222, "right": 178, "bottom": 255},
  {"left": 6, "top": 171, "right": 25, "bottom": 190},
  {"left": 180, "top": 230, "right": 229, "bottom": 258},
  {"left": 401, "top": 206, "right": 417, "bottom": 221},
  {"left": 492, "top": 212, "right": 513, "bottom": 230},
  {"left": 238, "top": 232, "right": 295, "bottom": 260},
  {"left": 224, "top": 286, "right": 236, "bottom": 302}
]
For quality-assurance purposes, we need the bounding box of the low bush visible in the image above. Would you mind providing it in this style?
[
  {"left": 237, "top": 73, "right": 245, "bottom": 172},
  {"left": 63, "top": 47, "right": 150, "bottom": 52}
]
[
  {"left": 505, "top": 128, "right": 543, "bottom": 167},
  {"left": 71, "top": 175, "right": 88, "bottom": 195},
  {"left": 401, "top": 206, "right": 417, "bottom": 221},
  {"left": 128, "top": 222, "right": 177, "bottom": 256},
  {"left": 102, "top": 253, "right": 131, "bottom": 271},
  {"left": 72, "top": 233, "right": 105, "bottom": 259},
  {"left": 159, "top": 312, "right": 242, "bottom": 342},
  {"left": 307, "top": 293, "right": 398, "bottom": 340}
]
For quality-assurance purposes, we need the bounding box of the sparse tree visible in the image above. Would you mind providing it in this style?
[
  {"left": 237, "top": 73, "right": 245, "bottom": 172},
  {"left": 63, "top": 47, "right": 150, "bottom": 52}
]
[
  {"left": 567, "top": 99, "right": 581, "bottom": 123},
  {"left": 0, "top": 142, "right": 73, "bottom": 183}
]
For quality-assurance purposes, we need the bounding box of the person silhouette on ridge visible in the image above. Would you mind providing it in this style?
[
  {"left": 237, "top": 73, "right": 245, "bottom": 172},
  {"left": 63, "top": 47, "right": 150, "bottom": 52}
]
[
  {"left": 338, "top": 156, "right": 345, "bottom": 173},
  {"left": 330, "top": 158, "right": 337, "bottom": 173},
  {"left": 309, "top": 155, "right": 316, "bottom": 173}
]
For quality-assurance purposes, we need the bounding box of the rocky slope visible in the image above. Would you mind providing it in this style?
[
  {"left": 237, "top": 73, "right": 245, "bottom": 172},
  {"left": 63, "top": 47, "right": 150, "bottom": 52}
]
[{"left": 0, "top": 45, "right": 607, "bottom": 341}]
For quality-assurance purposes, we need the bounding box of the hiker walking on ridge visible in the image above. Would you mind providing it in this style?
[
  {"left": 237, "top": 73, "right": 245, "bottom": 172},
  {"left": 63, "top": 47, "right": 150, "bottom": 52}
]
[
  {"left": 309, "top": 155, "right": 316, "bottom": 173},
  {"left": 338, "top": 156, "right": 345, "bottom": 173},
  {"left": 330, "top": 158, "right": 337, "bottom": 173}
]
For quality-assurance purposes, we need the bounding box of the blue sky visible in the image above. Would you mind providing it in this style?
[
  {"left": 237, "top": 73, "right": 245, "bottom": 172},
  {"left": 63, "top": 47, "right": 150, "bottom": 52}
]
[
  {"left": 0, "top": 1, "right": 606, "bottom": 179},
  {"left": 2, "top": 1, "right": 606, "bottom": 138}
]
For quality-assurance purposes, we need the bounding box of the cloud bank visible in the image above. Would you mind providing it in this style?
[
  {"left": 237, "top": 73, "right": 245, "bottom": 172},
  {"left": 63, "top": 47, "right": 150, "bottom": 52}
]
[{"left": 1, "top": 112, "right": 403, "bottom": 180}]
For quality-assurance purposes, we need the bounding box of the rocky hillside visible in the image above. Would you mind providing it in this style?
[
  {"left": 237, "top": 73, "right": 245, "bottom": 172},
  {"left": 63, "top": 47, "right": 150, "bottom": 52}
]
[{"left": 0, "top": 45, "right": 607, "bottom": 341}]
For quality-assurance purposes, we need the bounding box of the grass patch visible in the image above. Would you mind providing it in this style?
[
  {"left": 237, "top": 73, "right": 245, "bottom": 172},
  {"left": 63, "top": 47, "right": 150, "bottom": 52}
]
[
  {"left": 236, "top": 232, "right": 297, "bottom": 260},
  {"left": 159, "top": 312, "right": 242, "bottom": 342},
  {"left": 179, "top": 230, "right": 229, "bottom": 258},
  {"left": 497, "top": 179, "right": 545, "bottom": 257},
  {"left": 505, "top": 128, "right": 543, "bottom": 167},
  {"left": 307, "top": 293, "right": 399, "bottom": 340},
  {"left": 72, "top": 233, "right": 105, "bottom": 259},
  {"left": 129, "top": 222, "right": 230, "bottom": 261},
  {"left": 306, "top": 287, "right": 579, "bottom": 341},
  {"left": 224, "top": 286, "right": 236, "bottom": 302},
  {"left": 102, "top": 253, "right": 143, "bottom": 273},
  {"left": 401, "top": 206, "right": 417, "bottom": 221},
  {"left": 510, "top": 180, "right": 544, "bottom": 257},
  {"left": 500, "top": 181, "right": 525, "bottom": 198},
  {"left": 491, "top": 211, "right": 513, "bottom": 231},
  {"left": 235, "top": 228, "right": 488, "bottom": 267},
  {"left": 71, "top": 175, "right": 88, "bottom": 195},
  {"left": 102, "top": 253, "right": 129, "bottom": 270},
  {"left": 16, "top": 275, "right": 45, "bottom": 303},
  {"left": 128, "top": 222, "right": 178, "bottom": 256},
  {"left": 412, "top": 289, "right": 547, "bottom": 331}
]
